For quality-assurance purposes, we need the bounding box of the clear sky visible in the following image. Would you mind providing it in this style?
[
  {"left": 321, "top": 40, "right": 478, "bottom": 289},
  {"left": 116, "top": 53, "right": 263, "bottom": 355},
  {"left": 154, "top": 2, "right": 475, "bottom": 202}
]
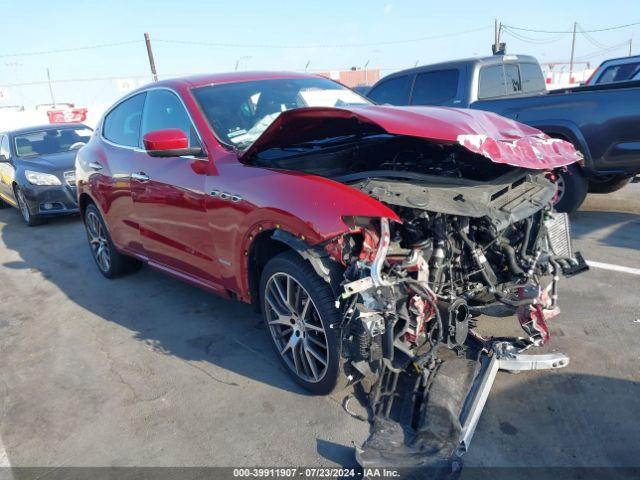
[{"left": 0, "top": 0, "right": 638, "bottom": 107}]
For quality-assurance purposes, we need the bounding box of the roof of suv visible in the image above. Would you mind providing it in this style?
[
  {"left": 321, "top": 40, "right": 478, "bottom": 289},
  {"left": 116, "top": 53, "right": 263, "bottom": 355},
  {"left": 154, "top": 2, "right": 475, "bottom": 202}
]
[
  {"left": 149, "top": 71, "right": 321, "bottom": 90},
  {"left": 374, "top": 54, "right": 539, "bottom": 83}
]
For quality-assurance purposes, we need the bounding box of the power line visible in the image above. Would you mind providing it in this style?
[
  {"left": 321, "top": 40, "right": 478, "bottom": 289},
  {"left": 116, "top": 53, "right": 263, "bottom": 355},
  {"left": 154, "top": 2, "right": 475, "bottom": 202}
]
[
  {"left": 0, "top": 25, "right": 492, "bottom": 59},
  {"left": 0, "top": 74, "right": 155, "bottom": 88},
  {"left": 573, "top": 41, "right": 631, "bottom": 62},
  {"left": 502, "top": 27, "right": 567, "bottom": 44},
  {"left": 155, "top": 25, "right": 492, "bottom": 49},
  {"left": 0, "top": 40, "right": 143, "bottom": 59},
  {"left": 502, "top": 21, "right": 640, "bottom": 34},
  {"left": 577, "top": 23, "right": 618, "bottom": 50}
]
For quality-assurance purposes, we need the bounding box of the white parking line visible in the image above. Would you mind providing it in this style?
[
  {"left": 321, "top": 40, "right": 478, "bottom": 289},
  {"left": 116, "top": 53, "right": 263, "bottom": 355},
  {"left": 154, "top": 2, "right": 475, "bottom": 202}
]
[
  {"left": 0, "top": 436, "right": 10, "bottom": 467},
  {"left": 587, "top": 260, "right": 640, "bottom": 276}
]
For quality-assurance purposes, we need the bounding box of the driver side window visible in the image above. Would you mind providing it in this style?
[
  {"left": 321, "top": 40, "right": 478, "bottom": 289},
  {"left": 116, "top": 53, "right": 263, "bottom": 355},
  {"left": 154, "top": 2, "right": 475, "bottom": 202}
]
[{"left": 140, "top": 90, "right": 201, "bottom": 148}]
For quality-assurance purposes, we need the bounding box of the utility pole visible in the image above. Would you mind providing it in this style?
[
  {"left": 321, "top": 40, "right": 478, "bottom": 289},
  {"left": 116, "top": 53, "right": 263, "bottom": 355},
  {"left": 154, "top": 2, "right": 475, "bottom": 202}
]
[
  {"left": 492, "top": 19, "right": 504, "bottom": 54},
  {"left": 630, "top": 36, "right": 634, "bottom": 56},
  {"left": 234, "top": 56, "right": 251, "bottom": 71},
  {"left": 144, "top": 32, "right": 158, "bottom": 82},
  {"left": 46, "top": 68, "right": 56, "bottom": 107},
  {"left": 569, "top": 22, "right": 577, "bottom": 83},
  {"left": 364, "top": 59, "right": 370, "bottom": 85}
]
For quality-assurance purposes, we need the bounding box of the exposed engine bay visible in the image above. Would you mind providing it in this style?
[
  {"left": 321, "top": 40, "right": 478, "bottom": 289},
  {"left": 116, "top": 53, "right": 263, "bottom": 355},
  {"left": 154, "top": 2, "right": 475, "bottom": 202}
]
[{"left": 255, "top": 132, "right": 588, "bottom": 476}]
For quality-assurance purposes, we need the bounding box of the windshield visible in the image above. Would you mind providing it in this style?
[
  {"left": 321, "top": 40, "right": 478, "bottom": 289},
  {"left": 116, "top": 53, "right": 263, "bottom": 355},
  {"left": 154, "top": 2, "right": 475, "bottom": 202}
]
[
  {"left": 192, "top": 77, "right": 371, "bottom": 150},
  {"left": 14, "top": 127, "right": 93, "bottom": 157}
]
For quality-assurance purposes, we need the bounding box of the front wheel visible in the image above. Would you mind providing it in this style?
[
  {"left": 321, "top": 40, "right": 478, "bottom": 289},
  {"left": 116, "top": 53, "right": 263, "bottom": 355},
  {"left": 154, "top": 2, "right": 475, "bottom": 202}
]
[
  {"left": 260, "top": 251, "right": 347, "bottom": 395},
  {"left": 553, "top": 164, "right": 588, "bottom": 214},
  {"left": 84, "top": 203, "right": 142, "bottom": 278},
  {"left": 14, "top": 186, "right": 45, "bottom": 226}
]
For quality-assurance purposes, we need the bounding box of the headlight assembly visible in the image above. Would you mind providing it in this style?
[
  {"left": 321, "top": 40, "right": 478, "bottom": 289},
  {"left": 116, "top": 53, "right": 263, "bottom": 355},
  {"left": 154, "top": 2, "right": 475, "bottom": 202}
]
[{"left": 25, "top": 170, "right": 61, "bottom": 186}]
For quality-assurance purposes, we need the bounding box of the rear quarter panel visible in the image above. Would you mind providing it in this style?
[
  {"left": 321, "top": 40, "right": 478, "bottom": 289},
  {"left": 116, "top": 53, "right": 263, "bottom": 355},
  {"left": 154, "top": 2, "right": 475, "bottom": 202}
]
[{"left": 76, "top": 133, "right": 142, "bottom": 253}]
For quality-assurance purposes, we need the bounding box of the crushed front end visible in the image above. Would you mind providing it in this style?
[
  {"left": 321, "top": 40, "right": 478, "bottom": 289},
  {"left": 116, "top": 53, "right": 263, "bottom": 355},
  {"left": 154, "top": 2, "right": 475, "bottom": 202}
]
[
  {"left": 325, "top": 169, "right": 587, "bottom": 475},
  {"left": 243, "top": 105, "right": 588, "bottom": 475}
]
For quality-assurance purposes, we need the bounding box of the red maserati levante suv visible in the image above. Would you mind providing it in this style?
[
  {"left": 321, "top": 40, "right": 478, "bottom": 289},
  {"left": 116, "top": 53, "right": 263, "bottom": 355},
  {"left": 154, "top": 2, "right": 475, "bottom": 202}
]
[{"left": 76, "top": 72, "right": 584, "bottom": 464}]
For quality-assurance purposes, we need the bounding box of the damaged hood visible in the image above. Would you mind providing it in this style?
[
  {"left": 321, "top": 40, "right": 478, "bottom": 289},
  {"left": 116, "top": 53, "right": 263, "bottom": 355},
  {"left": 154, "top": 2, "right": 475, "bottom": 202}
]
[{"left": 239, "top": 106, "right": 581, "bottom": 169}]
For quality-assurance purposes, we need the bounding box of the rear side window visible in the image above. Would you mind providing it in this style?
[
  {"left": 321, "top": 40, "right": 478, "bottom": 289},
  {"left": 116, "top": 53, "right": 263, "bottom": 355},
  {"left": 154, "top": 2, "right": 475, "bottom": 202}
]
[
  {"left": 368, "top": 75, "right": 412, "bottom": 105},
  {"left": 478, "top": 65, "right": 506, "bottom": 99},
  {"left": 596, "top": 62, "right": 640, "bottom": 84},
  {"left": 141, "top": 90, "right": 200, "bottom": 148},
  {"left": 103, "top": 93, "right": 146, "bottom": 147},
  {"left": 520, "top": 63, "right": 546, "bottom": 92},
  {"left": 504, "top": 65, "right": 522, "bottom": 93},
  {"left": 410, "top": 69, "right": 459, "bottom": 105}
]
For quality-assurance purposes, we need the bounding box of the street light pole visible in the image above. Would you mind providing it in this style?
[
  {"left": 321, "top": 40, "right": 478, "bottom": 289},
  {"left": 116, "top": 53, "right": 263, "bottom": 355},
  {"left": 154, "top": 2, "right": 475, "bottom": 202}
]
[
  {"left": 235, "top": 56, "right": 251, "bottom": 71},
  {"left": 569, "top": 22, "right": 577, "bottom": 83},
  {"left": 144, "top": 32, "right": 158, "bottom": 82},
  {"left": 46, "top": 68, "right": 56, "bottom": 107}
]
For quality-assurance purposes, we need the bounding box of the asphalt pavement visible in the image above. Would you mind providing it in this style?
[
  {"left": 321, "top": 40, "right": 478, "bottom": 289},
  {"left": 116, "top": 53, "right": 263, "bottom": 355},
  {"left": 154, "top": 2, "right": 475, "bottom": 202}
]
[{"left": 0, "top": 185, "right": 638, "bottom": 476}]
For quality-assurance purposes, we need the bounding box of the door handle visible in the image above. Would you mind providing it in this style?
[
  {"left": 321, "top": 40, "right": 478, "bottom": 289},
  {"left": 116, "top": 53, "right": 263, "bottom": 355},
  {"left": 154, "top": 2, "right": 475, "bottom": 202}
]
[
  {"left": 88, "top": 161, "right": 103, "bottom": 170},
  {"left": 131, "top": 172, "right": 150, "bottom": 182}
]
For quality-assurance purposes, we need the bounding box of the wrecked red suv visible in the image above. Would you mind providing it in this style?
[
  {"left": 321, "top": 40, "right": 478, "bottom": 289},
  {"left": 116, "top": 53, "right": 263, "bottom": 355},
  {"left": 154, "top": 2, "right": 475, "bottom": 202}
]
[{"left": 76, "top": 72, "right": 587, "bottom": 471}]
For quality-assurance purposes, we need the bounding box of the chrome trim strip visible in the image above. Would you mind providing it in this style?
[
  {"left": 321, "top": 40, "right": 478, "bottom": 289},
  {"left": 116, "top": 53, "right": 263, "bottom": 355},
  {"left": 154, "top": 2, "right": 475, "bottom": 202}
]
[
  {"left": 131, "top": 172, "right": 150, "bottom": 181},
  {"left": 148, "top": 260, "right": 225, "bottom": 293}
]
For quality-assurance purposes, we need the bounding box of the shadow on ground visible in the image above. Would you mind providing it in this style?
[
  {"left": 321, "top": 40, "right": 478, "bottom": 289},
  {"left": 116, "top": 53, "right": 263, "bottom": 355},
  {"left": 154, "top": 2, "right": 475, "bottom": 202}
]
[
  {"left": 0, "top": 209, "right": 303, "bottom": 395},
  {"left": 1, "top": 208, "right": 639, "bottom": 473},
  {"left": 572, "top": 210, "right": 640, "bottom": 250}
]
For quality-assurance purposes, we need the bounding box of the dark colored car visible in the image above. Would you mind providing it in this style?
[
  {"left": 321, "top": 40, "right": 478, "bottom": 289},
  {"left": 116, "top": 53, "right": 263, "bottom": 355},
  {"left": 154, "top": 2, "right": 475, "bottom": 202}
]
[
  {"left": 585, "top": 54, "right": 640, "bottom": 85},
  {"left": 76, "top": 72, "right": 584, "bottom": 470},
  {"left": 351, "top": 85, "right": 371, "bottom": 96},
  {"left": 367, "top": 54, "right": 640, "bottom": 212},
  {"left": 0, "top": 124, "right": 92, "bottom": 225}
]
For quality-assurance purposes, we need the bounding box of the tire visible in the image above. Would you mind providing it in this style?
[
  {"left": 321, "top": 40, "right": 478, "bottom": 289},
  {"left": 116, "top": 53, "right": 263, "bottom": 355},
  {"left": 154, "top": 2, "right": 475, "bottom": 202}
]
[
  {"left": 554, "top": 164, "right": 588, "bottom": 214},
  {"left": 0, "top": 195, "right": 10, "bottom": 209},
  {"left": 588, "top": 175, "right": 632, "bottom": 194},
  {"left": 259, "top": 250, "right": 347, "bottom": 395},
  {"left": 13, "top": 185, "right": 45, "bottom": 226},
  {"left": 84, "top": 203, "right": 142, "bottom": 278}
]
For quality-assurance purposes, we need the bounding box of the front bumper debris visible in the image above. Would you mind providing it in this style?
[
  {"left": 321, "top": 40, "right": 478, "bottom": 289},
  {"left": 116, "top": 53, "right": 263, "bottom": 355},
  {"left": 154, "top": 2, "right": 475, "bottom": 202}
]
[{"left": 355, "top": 339, "right": 570, "bottom": 478}]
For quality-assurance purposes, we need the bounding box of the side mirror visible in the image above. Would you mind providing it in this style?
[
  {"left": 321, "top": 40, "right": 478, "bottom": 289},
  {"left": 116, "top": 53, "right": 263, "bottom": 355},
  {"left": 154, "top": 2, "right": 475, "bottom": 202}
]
[
  {"left": 0, "top": 154, "right": 9, "bottom": 163},
  {"left": 142, "top": 129, "right": 203, "bottom": 158}
]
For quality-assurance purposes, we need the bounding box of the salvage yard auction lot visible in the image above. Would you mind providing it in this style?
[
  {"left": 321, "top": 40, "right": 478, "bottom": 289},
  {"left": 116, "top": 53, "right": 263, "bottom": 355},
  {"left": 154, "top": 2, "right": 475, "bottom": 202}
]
[{"left": 1, "top": 186, "right": 639, "bottom": 475}]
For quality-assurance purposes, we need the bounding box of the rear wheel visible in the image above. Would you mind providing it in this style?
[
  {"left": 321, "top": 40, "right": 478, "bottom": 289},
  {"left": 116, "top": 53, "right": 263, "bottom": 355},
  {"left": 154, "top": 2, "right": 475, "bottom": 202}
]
[
  {"left": 260, "top": 251, "right": 347, "bottom": 395},
  {"left": 0, "top": 196, "right": 10, "bottom": 209},
  {"left": 84, "top": 203, "right": 142, "bottom": 278},
  {"left": 554, "top": 164, "right": 588, "bottom": 214},
  {"left": 14, "top": 186, "right": 45, "bottom": 226},
  {"left": 588, "top": 175, "right": 631, "bottom": 194}
]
